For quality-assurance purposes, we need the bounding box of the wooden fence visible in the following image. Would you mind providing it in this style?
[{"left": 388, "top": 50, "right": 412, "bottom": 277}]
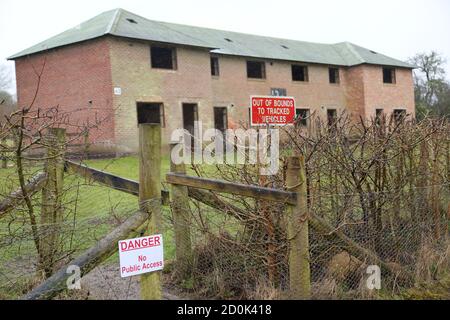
[{"left": 0, "top": 123, "right": 414, "bottom": 300}]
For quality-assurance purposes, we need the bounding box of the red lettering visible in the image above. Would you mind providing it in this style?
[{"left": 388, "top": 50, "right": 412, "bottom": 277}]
[{"left": 120, "top": 235, "right": 162, "bottom": 251}]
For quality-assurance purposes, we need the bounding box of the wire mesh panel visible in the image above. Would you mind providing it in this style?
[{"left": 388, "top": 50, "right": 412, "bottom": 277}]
[
  {"left": 0, "top": 160, "right": 139, "bottom": 299},
  {"left": 163, "top": 184, "right": 449, "bottom": 300},
  {"left": 0, "top": 115, "right": 449, "bottom": 300},
  {"left": 162, "top": 115, "right": 450, "bottom": 300}
]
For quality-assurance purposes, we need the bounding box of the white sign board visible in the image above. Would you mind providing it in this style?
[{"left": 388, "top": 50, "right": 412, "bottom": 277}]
[
  {"left": 118, "top": 234, "right": 164, "bottom": 277},
  {"left": 113, "top": 87, "right": 122, "bottom": 95}
]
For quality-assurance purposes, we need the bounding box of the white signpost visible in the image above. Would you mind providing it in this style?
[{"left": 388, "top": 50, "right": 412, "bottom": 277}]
[{"left": 118, "top": 234, "right": 164, "bottom": 278}]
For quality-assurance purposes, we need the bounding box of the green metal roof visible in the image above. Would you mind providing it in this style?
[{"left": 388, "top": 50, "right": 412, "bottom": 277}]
[{"left": 8, "top": 8, "right": 414, "bottom": 69}]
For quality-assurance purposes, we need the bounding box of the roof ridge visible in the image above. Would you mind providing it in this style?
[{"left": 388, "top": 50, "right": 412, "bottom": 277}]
[
  {"left": 113, "top": 8, "right": 331, "bottom": 47},
  {"left": 343, "top": 42, "right": 365, "bottom": 64},
  {"left": 112, "top": 8, "right": 213, "bottom": 48},
  {"left": 7, "top": 8, "right": 414, "bottom": 69},
  {"left": 105, "top": 8, "right": 122, "bottom": 34}
]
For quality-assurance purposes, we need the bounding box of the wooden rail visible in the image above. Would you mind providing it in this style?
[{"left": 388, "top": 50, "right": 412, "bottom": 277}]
[
  {"left": 0, "top": 171, "right": 47, "bottom": 218},
  {"left": 64, "top": 160, "right": 169, "bottom": 203},
  {"left": 62, "top": 160, "right": 415, "bottom": 284},
  {"left": 26, "top": 160, "right": 410, "bottom": 286},
  {"left": 66, "top": 161, "right": 295, "bottom": 206},
  {"left": 166, "top": 173, "right": 297, "bottom": 205},
  {"left": 65, "top": 160, "right": 139, "bottom": 195}
]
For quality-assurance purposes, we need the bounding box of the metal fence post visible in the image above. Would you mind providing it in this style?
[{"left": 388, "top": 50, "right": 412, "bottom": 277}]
[
  {"left": 169, "top": 142, "right": 192, "bottom": 280},
  {"left": 139, "top": 123, "right": 162, "bottom": 300},
  {"left": 285, "top": 155, "right": 311, "bottom": 299}
]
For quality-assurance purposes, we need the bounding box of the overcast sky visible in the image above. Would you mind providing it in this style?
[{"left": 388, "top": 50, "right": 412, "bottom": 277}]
[{"left": 1, "top": 0, "right": 450, "bottom": 94}]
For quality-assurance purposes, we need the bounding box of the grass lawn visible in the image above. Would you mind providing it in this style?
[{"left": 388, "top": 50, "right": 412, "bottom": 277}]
[{"left": 84, "top": 155, "right": 171, "bottom": 181}]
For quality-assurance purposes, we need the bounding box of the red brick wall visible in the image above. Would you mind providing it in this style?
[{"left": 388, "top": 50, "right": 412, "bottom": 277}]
[
  {"left": 14, "top": 38, "right": 115, "bottom": 149},
  {"left": 344, "top": 65, "right": 366, "bottom": 122},
  {"left": 14, "top": 35, "right": 416, "bottom": 154},
  {"left": 210, "top": 55, "right": 349, "bottom": 125},
  {"left": 108, "top": 37, "right": 214, "bottom": 153},
  {"left": 107, "top": 37, "right": 415, "bottom": 153},
  {"left": 362, "top": 65, "right": 415, "bottom": 119}
]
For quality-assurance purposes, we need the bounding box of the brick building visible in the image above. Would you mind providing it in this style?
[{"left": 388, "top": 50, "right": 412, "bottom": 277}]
[{"left": 9, "top": 8, "right": 415, "bottom": 154}]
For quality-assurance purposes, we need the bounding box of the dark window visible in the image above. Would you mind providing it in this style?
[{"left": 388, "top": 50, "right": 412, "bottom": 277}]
[
  {"left": 137, "top": 103, "right": 165, "bottom": 127},
  {"left": 329, "top": 67, "right": 340, "bottom": 84},
  {"left": 383, "top": 67, "right": 396, "bottom": 84},
  {"left": 247, "top": 61, "right": 265, "bottom": 79},
  {"left": 211, "top": 56, "right": 219, "bottom": 76},
  {"left": 271, "top": 88, "right": 287, "bottom": 96},
  {"left": 327, "top": 109, "right": 337, "bottom": 127},
  {"left": 295, "top": 109, "right": 310, "bottom": 127},
  {"left": 375, "top": 108, "right": 383, "bottom": 126},
  {"left": 214, "top": 107, "right": 228, "bottom": 133},
  {"left": 393, "top": 109, "right": 406, "bottom": 124},
  {"left": 292, "top": 65, "right": 308, "bottom": 82},
  {"left": 182, "top": 103, "right": 198, "bottom": 134},
  {"left": 151, "top": 46, "right": 176, "bottom": 69}
]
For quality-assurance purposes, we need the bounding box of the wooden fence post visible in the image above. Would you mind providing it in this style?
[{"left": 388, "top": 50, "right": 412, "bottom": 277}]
[
  {"left": 285, "top": 155, "right": 311, "bottom": 299},
  {"left": 83, "top": 129, "right": 90, "bottom": 159},
  {"left": 40, "top": 128, "right": 66, "bottom": 277},
  {"left": 169, "top": 142, "right": 192, "bottom": 280},
  {"left": 1, "top": 137, "right": 7, "bottom": 168},
  {"left": 139, "top": 124, "right": 162, "bottom": 300}
]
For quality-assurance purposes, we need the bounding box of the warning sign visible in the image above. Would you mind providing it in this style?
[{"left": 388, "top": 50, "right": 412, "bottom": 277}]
[
  {"left": 118, "top": 234, "right": 164, "bottom": 277},
  {"left": 251, "top": 96, "right": 296, "bottom": 126}
]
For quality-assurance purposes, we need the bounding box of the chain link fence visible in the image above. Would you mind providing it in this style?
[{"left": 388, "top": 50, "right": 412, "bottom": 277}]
[
  {"left": 164, "top": 184, "right": 449, "bottom": 300},
  {"left": 0, "top": 115, "right": 449, "bottom": 300},
  {"left": 0, "top": 158, "right": 141, "bottom": 299},
  {"left": 0, "top": 158, "right": 449, "bottom": 300},
  {"left": 163, "top": 116, "right": 450, "bottom": 300}
]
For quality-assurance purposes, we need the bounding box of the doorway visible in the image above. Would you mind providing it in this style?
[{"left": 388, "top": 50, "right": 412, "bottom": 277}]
[
  {"left": 214, "top": 107, "right": 228, "bottom": 133},
  {"left": 327, "top": 109, "right": 337, "bottom": 127},
  {"left": 182, "top": 103, "right": 198, "bottom": 146},
  {"left": 136, "top": 102, "right": 164, "bottom": 125}
]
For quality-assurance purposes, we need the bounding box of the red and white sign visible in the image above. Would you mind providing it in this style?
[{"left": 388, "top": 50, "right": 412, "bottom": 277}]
[
  {"left": 118, "top": 234, "right": 164, "bottom": 278},
  {"left": 250, "top": 96, "right": 296, "bottom": 126}
]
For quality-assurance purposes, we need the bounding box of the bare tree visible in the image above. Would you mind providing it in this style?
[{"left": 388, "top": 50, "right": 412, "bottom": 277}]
[
  {"left": 409, "top": 51, "right": 450, "bottom": 119},
  {"left": 0, "top": 90, "right": 16, "bottom": 121},
  {"left": 0, "top": 64, "right": 14, "bottom": 92},
  {"left": 0, "top": 64, "right": 17, "bottom": 123}
]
